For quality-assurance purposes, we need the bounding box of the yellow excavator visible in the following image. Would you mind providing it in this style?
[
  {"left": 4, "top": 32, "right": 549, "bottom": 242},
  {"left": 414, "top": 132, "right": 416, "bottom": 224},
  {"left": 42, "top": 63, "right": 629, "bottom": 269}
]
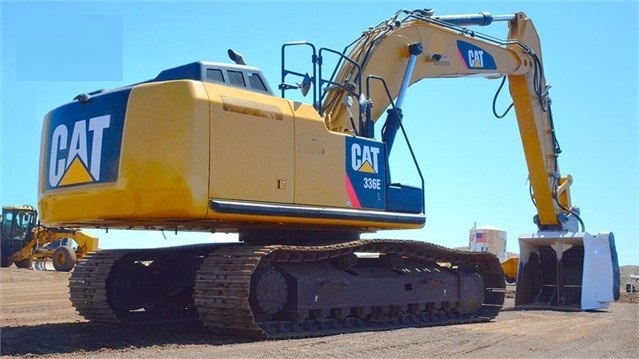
[
  {"left": 1, "top": 205, "right": 99, "bottom": 271},
  {"left": 38, "top": 8, "right": 618, "bottom": 338}
]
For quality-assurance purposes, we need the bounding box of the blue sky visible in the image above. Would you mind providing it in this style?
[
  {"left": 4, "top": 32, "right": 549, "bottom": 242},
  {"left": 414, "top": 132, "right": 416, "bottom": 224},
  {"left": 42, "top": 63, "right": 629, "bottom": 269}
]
[{"left": 1, "top": 1, "right": 637, "bottom": 265}]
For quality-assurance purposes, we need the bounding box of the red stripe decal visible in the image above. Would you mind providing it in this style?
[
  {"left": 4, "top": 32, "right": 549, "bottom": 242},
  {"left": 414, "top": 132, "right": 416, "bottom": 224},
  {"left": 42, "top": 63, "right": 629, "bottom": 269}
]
[{"left": 344, "top": 176, "right": 361, "bottom": 208}]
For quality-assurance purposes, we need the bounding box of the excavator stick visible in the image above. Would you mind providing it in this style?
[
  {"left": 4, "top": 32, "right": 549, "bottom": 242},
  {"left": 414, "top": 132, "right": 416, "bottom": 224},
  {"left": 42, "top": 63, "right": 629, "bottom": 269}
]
[{"left": 515, "top": 232, "right": 619, "bottom": 310}]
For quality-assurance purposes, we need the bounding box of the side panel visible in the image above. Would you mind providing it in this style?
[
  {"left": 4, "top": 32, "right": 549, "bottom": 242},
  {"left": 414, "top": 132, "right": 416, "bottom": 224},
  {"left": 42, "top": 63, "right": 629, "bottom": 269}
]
[
  {"left": 582, "top": 232, "right": 614, "bottom": 309},
  {"left": 118, "top": 81, "right": 210, "bottom": 218},
  {"left": 39, "top": 81, "right": 210, "bottom": 226},
  {"left": 291, "top": 102, "right": 349, "bottom": 208},
  {"left": 205, "top": 84, "right": 295, "bottom": 204},
  {"left": 291, "top": 104, "right": 387, "bottom": 210}
]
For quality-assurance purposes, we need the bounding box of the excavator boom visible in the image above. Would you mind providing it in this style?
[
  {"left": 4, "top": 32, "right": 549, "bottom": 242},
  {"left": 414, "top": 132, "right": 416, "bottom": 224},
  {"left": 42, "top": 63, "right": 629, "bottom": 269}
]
[{"left": 315, "top": 10, "right": 570, "bottom": 229}]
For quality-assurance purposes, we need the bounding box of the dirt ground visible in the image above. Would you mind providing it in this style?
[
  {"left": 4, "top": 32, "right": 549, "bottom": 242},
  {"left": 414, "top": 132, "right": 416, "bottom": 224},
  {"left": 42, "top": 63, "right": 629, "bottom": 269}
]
[{"left": 1, "top": 267, "right": 637, "bottom": 359}]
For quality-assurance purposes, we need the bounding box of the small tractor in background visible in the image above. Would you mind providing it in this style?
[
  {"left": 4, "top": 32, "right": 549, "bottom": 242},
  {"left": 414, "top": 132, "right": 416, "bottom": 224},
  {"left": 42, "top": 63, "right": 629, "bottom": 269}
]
[{"left": 1, "top": 205, "right": 99, "bottom": 271}]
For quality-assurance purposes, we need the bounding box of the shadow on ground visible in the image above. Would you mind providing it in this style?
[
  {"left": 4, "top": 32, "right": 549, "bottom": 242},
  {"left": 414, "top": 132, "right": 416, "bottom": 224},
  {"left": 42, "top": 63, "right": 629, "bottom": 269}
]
[{"left": 0, "top": 321, "right": 248, "bottom": 356}]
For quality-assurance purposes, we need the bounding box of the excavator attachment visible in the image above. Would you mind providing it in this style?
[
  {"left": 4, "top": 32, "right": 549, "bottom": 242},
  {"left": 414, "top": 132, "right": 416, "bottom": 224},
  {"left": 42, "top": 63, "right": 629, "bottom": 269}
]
[
  {"left": 515, "top": 232, "right": 619, "bottom": 310},
  {"left": 501, "top": 257, "right": 519, "bottom": 284}
]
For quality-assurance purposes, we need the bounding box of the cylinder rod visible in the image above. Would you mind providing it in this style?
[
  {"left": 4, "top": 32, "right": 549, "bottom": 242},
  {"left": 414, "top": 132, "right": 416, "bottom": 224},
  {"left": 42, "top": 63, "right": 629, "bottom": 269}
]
[{"left": 434, "top": 12, "right": 516, "bottom": 27}]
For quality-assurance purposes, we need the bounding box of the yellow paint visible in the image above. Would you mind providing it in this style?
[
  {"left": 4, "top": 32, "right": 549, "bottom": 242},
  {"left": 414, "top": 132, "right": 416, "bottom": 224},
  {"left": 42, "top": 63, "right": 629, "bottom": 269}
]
[
  {"left": 39, "top": 80, "right": 211, "bottom": 224},
  {"left": 509, "top": 75, "right": 558, "bottom": 226},
  {"left": 358, "top": 161, "right": 376, "bottom": 174},
  {"left": 39, "top": 11, "right": 571, "bottom": 234},
  {"left": 39, "top": 78, "right": 411, "bottom": 231},
  {"left": 502, "top": 257, "right": 519, "bottom": 280},
  {"left": 58, "top": 157, "right": 93, "bottom": 186},
  {"left": 322, "top": 20, "right": 525, "bottom": 132},
  {"left": 206, "top": 83, "right": 295, "bottom": 204},
  {"left": 290, "top": 101, "right": 349, "bottom": 208}
]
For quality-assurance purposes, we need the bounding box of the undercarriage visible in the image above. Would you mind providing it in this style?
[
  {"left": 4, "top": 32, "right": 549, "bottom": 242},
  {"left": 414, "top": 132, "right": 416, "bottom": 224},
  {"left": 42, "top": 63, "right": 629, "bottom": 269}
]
[{"left": 70, "top": 239, "right": 505, "bottom": 339}]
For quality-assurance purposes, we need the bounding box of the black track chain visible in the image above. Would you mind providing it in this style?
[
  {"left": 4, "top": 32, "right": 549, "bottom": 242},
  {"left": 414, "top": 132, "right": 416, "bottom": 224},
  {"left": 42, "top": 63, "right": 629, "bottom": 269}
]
[
  {"left": 70, "top": 244, "right": 226, "bottom": 324},
  {"left": 194, "top": 245, "right": 278, "bottom": 338},
  {"left": 194, "top": 239, "right": 505, "bottom": 339},
  {"left": 69, "top": 249, "right": 128, "bottom": 323}
]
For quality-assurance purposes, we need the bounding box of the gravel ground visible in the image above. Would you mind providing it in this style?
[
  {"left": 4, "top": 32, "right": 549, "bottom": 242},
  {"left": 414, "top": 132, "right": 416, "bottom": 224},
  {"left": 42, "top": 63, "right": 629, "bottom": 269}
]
[{"left": 1, "top": 267, "right": 637, "bottom": 358}]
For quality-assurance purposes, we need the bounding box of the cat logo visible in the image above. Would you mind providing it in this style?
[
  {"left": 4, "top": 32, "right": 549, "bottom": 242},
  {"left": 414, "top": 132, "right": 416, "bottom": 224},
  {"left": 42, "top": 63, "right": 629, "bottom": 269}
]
[
  {"left": 457, "top": 40, "right": 497, "bottom": 70},
  {"left": 468, "top": 49, "right": 485, "bottom": 68},
  {"left": 351, "top": 143, "right": 380, "bottom": 174},
  {"left": 345, "top": 137, "right": 386, "bottom": 209},
  {"left": 48, "top": 115, "right": 111, "bottom": 188}
]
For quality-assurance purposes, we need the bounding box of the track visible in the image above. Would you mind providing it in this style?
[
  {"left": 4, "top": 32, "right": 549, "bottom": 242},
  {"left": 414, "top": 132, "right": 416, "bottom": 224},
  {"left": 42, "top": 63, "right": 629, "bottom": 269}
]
[
  {"left": 70, "top": 240, "right": 505, "bottom": 339},
  {"left": 194, "top": 239, "right": 505, "bottom": 339},
  {"left": 69, "top": 250, "right": 126, "bottom": 322},
  {"left": 70, "top": 244, "right": 227, "bottom": 324}
]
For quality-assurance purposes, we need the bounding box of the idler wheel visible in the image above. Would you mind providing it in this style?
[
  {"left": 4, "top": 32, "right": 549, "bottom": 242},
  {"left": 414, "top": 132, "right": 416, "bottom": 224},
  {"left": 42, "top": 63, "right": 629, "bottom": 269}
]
[
  {"left": 255, "top": 269, "right": 288, "bottom": 314},
  {"left": 336, "top": 253, "right": 358, "bottom": 269}
]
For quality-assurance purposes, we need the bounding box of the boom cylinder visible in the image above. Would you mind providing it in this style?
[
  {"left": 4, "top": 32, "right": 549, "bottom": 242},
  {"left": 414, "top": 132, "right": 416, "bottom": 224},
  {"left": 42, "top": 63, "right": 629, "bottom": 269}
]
[
  {"left": 434, "top": 12, "right": 516, "bottom": 26},
  {"left": 382, "top": 42, "right": 423, "bottom": 155},
  {"left": 395, "top": 43, "right": 423, "bottom": 109}
]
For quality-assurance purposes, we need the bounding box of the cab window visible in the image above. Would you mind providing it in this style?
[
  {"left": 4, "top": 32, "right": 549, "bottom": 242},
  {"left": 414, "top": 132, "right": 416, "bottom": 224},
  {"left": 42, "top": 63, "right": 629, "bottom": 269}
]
[
  {"left": 206, "top": 68, "right": 224, "bottom": 82},
  {"left": 227, "top": 70, "right": 246, "bottom": 87},
  {"left": 248, "top": 72, "right": 267, "bottom": 91},
  {"left": 1, "top": 212, "right": 13, "bottom": 237}
]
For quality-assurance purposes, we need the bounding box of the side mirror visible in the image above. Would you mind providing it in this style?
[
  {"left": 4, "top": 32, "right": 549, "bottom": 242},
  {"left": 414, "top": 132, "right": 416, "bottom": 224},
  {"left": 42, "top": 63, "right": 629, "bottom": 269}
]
[{"left": 299, "top": 73, "right": 312, "bottom": 97}]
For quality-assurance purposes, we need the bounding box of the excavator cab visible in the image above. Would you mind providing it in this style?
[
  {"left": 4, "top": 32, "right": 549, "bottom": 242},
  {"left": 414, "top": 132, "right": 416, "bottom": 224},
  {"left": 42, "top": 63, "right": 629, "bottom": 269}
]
[{"left": 1, "top": 205, "right": 38, "bottom": 267}]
